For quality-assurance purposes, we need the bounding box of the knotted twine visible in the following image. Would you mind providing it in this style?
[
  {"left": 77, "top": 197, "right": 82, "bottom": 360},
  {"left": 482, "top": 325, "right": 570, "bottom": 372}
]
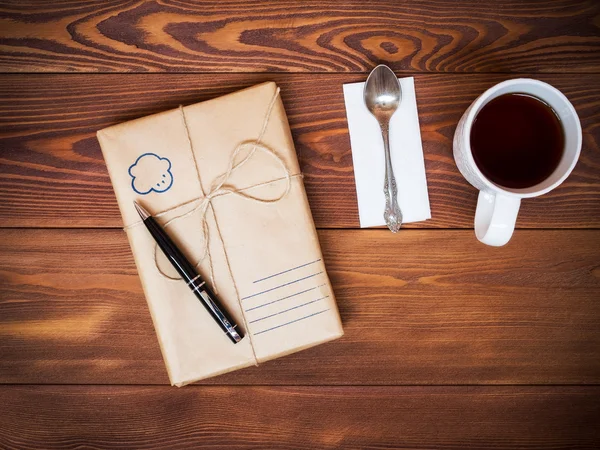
[{"left": 124, "top": 87, "right": 299, "bottom": 295}]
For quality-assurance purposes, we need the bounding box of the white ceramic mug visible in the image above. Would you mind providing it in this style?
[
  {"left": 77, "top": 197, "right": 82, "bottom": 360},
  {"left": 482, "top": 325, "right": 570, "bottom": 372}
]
[{"left": 453, "top": 78, "right": 582, "bottom": 246}]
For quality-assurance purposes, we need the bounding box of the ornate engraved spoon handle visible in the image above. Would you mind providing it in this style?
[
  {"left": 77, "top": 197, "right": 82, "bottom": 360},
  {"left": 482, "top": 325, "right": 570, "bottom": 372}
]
[{"left": 380, "top": 122, "right": 402, "bottom": 233}]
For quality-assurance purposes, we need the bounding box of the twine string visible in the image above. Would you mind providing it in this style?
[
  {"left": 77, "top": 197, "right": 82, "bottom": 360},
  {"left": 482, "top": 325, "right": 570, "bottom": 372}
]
[{"left": 124, "top": 87, "right": 293, "bottom": 293}]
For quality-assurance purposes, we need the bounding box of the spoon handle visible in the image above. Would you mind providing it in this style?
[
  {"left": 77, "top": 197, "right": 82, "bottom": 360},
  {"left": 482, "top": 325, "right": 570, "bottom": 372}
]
[{"left": 380, "top": 122, "right": 402, "bottom": 233}]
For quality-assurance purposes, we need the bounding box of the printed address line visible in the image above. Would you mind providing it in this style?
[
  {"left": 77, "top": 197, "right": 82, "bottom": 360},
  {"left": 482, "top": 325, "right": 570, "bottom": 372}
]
[
  {"left": 241, "top": 272, "right": 323, "bottom": 301},
  {"left": 254, "top": 309, "right": 330, "bottom": 336},
  {"left": 249, "top": 296, "right": 329, "bottom": 324}
]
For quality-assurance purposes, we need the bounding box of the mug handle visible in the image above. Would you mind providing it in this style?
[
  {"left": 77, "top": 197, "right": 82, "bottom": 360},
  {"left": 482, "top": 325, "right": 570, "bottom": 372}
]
[{"left": 475, "top": 192, "right": 521, "bottom": 246}]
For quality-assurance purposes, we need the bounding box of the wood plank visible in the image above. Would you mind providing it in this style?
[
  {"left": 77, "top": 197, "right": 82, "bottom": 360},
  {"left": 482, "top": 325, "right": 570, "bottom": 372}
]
[
  {"left": 1, "top": 73, "right": 599, "bottom": 229},
  {"left": 1, "top": 1, "right": 599, "bottom": 73},
  {"left": 1, "top": 228, "right": 599, "bottom": 385},
  {"left": 0, "top": 386, "right": 598, "bottom": 449}
]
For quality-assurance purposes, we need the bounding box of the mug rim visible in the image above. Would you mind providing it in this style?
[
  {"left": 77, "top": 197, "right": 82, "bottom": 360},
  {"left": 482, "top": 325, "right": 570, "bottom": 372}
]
[{"left": 462, "top": 78, "right": 582, "bottom": 198}]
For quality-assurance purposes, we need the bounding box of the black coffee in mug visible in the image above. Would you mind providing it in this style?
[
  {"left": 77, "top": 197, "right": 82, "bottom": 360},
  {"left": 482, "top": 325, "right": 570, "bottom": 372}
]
[{"left": 470, "top": 93, "right": 565, "bottom": 189}]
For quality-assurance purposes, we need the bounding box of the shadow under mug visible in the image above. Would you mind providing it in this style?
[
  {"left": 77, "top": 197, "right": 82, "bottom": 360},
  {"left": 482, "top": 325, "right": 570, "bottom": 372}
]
[{"left": 453, "top": 78, "right": 582, "bottom": 246}]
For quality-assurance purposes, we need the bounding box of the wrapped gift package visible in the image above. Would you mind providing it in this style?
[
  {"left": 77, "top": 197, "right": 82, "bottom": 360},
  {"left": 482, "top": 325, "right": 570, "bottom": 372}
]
[{"left": 97, "top": 82, "right": 344, "bottom": 386}]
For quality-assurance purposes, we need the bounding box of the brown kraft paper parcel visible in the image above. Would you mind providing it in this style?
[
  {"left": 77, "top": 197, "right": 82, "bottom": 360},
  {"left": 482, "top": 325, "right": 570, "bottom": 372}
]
[{"left": 97, "top": 82, "right": 343, "bottom": 386}]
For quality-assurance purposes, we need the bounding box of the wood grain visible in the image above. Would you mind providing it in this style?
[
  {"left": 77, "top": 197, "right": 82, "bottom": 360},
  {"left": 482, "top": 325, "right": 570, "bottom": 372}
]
[
  {"left": 2, "top": 3, "right": 599, "bottom": 448},
  {"left": 1, "top": 0, "right": 599, "bottom": 73},
  {"left": 1, "top": 228, "right": 599, "bottom": 385},
  {"left": 1, "top": 73, "right": 599, "bottom": 229},
  {"left": 0, "top": 385, "right": 598, "bottom": 449}
]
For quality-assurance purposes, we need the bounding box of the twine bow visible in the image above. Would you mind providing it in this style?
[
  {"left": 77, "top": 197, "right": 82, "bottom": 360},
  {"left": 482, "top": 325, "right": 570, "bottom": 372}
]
[{"left": 125, "top": 87, "right": 296, "bottom": 293}]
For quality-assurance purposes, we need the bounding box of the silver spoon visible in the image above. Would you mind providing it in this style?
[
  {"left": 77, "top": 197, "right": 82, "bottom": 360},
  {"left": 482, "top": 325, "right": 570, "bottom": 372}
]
[{"left": 364, "top": 64, "right": 403, "bottom": 233}]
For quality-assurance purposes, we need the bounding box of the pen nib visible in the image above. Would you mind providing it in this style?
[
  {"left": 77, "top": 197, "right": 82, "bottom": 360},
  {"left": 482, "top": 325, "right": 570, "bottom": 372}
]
[{"left": 133, "top": 201, "right": 150, "bottom": 220}]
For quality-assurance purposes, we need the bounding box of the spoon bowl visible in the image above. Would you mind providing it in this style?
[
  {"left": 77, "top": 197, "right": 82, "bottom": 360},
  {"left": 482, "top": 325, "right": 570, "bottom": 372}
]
[{"left": 364, "top": 65, "right": 402, "bottom": 119}]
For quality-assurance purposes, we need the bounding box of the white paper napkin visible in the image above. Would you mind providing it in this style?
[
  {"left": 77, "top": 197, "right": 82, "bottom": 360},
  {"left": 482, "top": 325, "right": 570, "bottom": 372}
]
[{"left": 343, "top": 77, "right": 431, "bottom": 228}]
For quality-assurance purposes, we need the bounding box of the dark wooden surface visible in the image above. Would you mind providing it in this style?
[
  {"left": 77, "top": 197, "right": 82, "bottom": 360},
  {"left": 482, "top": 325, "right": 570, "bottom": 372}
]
[
  {"left": 1, "top": 73, "right": 599, "bottom": 229},
  {"left": 1, "top": 386, "right": 599, "bottom": 449},
  {"left": 1, "top": 1, "right": 600, "bottom": 449},
  {"left": 1, "top": 0, "right": 599, "bottom": 73},
  {"left": 2, "top": 229, "right": 600, "bottom": 386}
]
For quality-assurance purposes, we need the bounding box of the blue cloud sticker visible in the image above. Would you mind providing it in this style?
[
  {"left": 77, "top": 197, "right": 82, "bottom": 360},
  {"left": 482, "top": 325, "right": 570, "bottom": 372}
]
[{"left": 128, "top": 153, "right": 174, "bottom": 195}]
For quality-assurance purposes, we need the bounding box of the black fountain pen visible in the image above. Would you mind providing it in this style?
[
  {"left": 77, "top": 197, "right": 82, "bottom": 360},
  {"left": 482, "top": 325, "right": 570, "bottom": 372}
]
[{"left": 134, "top": 201, "right": 243, "bottom": 344}]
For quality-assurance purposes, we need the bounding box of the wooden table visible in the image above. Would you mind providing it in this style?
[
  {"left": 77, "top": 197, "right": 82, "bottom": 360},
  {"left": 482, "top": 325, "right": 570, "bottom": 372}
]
[{"left": 1, "top": 1, "right": 599, "bottom": 448}]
